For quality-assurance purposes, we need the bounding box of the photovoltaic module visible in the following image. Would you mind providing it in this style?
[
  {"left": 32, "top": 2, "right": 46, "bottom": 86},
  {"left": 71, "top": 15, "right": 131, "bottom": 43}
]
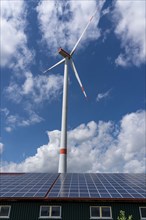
[{"left": 0, "top": 173, "right": 145, "bottom": 199}]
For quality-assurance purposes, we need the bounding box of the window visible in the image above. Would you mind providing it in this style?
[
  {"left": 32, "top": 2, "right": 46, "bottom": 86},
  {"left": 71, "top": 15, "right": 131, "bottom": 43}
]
[
  {"left": 39, "top": 206, "right": 61, "bottom": 218},
  {"left": 91, "top": 207, "right": 100, "bottom": 218},
  {"left": 90, "top": 206, "right": 112, "bottom": 219},
  {"left": 140, "top": 207, "right": 146, "bottom": 219},
  {"left": 51, "top": 206, "right": 61, "bottom": 217},
  {"left": 0, "top": 206, "right": 11, "bottom": 218},
  {"left": 102, "top": 207, "right": 111, "bottom": 218},
  {"left": 40, "top": 206, "right": 50, "bottom": 217}
]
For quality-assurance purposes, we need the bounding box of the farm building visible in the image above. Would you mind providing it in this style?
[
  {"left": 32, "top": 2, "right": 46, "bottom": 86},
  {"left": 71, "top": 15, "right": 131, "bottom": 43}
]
[{"left": 0, "top": 173, "right": 146, "bottom": 220}]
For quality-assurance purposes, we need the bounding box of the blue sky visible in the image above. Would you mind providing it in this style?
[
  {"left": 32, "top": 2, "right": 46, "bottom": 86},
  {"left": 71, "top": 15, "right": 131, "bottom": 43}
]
[{"left": 0, "top": 0, "right": 145, "bottom": 173}]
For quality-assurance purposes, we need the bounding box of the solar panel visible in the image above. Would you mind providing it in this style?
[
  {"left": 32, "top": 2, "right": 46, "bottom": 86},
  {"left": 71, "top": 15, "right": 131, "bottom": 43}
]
[
  {"left": 0, "top": 173, "right": 145, "bottom": 199},
  {"left": 0, "top": 173, "right": 58, "bottom": 198},
  {"left": 47, "top": 173, "right": 146, "bottom": 199}
]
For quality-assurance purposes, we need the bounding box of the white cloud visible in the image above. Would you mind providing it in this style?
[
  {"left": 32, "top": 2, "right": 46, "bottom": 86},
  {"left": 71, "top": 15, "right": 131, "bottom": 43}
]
[
  {"left": 36, "top": 1, "right": 104, "bottom": 54},
  {"left": 5, "top": 127, "right": 12, "bottom": 133},
  {"left": 1, "top": 0, "right": 33, "bottom": 70},
  {"left": 22, "top": 72, "right": 34, "bottom": 95},
  {"left": 96, "top": 89, "right": 111, "bottom": 102},
  {"left": 1, "top": 110, "right": 145, "bottom": 173},
  {"left": 1, "top": 106, "right": 43, "bottom": 132},
  {"left": 101, "top": 7, "right": 110, "bottom": 17},
  {"left": 1, "top": 108, "right": 9, "bottom": 117},
  {"left": 0, "top": 143, "right": 4, "bottom": 154},
  {"left": 5, "top": 111, "right": 43, "bottom": 131},
  {"left": 113, "top": 1, "right": 145, "bottom": 66},
  {"left": 3, "top": 72, "right": 63, "bottom": 130},
  {"left": 5, "top": 73, "right": 63, "bottom": 104}
]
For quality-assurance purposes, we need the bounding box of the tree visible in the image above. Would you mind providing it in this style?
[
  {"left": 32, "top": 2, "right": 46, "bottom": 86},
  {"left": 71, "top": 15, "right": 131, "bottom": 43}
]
[{"left": 117, "top": 210, "right": 133, "bottom": 220}]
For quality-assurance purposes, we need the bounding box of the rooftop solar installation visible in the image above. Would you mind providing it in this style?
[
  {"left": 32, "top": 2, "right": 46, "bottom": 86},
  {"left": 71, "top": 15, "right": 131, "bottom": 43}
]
[
  {"left": 0, "top": 173, "right": 145, "bottom": 200},
  {"left": 0, "top": 173, "right": 58, "bottom": 198},
  {"left": 48, "top": 173, "right": 146, "bottom": 199}
]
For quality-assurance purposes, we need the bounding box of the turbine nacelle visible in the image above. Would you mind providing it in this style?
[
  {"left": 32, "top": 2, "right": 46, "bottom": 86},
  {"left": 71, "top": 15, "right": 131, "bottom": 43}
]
[{"left": 58, "top": 48, "right": 71, "bottom": 59}]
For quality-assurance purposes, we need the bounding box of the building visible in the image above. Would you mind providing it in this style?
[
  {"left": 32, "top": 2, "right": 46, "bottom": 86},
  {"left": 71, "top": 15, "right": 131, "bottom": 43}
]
[{"left": 0, "top": 173, "right": 146, "bottom": 220}]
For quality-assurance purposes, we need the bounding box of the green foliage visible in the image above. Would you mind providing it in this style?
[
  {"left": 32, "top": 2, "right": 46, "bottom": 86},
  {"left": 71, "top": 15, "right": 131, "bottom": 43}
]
[{"left": 117, "top": 210, "right": 133, "bottom": 220}]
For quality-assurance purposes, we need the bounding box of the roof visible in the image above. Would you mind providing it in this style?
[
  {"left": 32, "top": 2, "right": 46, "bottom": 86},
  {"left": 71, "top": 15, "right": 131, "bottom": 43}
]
[{"left": 0, "top": 173, "right": 146, "bottom": 202}]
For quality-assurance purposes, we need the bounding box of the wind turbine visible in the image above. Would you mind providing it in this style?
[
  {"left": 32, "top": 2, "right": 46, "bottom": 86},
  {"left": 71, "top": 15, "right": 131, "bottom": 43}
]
[{"left": 43, "top": 10, "right": 97, "bottom": 173}]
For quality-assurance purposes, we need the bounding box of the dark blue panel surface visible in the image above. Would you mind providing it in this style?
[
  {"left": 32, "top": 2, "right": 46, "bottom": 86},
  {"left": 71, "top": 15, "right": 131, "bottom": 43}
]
[
  {"left": 47, "top": 173, "right": 146, "bottom": 199},
  {"left": 0, "top": 173, "right": 145, "bottom": 199},
  {"left": 0, "top": 173, "right": 58, "bottom": 198}
]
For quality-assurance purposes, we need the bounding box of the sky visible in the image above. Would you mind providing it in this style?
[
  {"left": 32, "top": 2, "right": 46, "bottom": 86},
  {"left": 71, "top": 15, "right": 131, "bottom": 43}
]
[{"left": 0, "top": 0, "right": 145, "bottom": 173}]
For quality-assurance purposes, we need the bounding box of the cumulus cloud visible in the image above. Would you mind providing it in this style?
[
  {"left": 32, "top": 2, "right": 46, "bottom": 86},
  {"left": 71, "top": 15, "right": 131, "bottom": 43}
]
[
  {"left": 36, "top": 1, "right": 104, "bottom": 54},
  {"left": 96, "top": 89, "right": 111, "bottom": 102},
  {"left": 1, "top": 0, "right": 33, "bottom": 70},
  {"left": 1, "top": 110, "right": 145, "bottom": 173},
  {"left": 113, "top": 1, "right": 145, "bottom": 66}
]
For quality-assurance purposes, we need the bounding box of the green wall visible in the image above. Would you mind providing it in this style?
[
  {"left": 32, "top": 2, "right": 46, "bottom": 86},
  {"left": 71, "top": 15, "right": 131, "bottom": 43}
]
[{"left": 0, "top": 200, "right": 145, "bottom": 220}]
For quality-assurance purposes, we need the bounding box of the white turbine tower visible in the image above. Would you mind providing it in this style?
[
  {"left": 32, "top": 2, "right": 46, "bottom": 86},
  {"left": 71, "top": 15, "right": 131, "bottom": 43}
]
[{"left": 43, "top": 10, "right": 97, "bottom": 173}]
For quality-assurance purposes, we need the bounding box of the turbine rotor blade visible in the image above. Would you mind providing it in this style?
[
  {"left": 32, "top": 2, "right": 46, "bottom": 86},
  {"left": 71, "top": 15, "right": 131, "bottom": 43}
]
[
  {"left": 43, "top": 58, "right": 65, "bottom": 73},
  {"left": 70, "top": 9, "right": 98, "bottom": 56},
  {"left": 70, "top": 59, "right": 87, "bottom": 99}
]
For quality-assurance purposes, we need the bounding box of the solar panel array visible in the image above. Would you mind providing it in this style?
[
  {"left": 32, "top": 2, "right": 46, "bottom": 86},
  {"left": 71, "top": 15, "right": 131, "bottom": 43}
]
[
  {"left": 48, "top": 173, "right": 146, "bottom": 199},
  {"left": 0, "top": 173, "right": 58, "bottom": 198},
  {"left": 0, "top": 173, "right": 145, "bottom": 199}
]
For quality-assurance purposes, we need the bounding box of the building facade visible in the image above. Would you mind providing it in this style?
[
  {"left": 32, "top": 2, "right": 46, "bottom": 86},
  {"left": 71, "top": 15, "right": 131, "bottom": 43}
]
[{"left": 0, "top": 199, "right": 146, "bottom": 220}]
